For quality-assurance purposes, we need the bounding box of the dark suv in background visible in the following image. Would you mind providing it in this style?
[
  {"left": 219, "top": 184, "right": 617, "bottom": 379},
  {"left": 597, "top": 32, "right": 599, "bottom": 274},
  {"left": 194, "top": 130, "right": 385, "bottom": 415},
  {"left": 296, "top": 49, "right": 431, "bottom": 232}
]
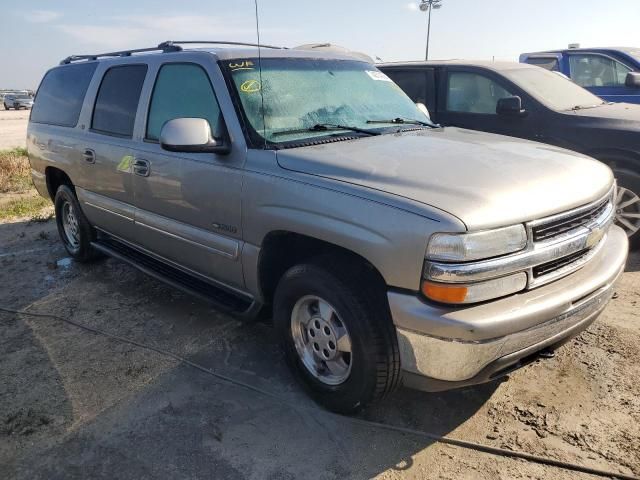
[{"left": 379, "top": 60, "right": 640, "bottom": 248}]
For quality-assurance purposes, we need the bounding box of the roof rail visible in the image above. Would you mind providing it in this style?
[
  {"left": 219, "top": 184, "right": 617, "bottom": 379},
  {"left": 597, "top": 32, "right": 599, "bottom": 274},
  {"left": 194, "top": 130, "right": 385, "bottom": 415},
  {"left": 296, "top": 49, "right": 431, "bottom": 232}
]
[
  {"left": 60, "top": 43, "right": 182, "bottom": 65},
  {"left": 60, "top": 40, "right": 286, "bottom": 65},
  {"left": 158, "top": 40, "right": 287, "bottom": 50}
]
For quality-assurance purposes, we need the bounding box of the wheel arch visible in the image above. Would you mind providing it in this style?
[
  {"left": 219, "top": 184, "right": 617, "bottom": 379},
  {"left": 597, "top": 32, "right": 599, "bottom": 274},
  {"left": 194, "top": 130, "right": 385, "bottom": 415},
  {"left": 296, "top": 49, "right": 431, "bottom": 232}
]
[
  {"left": 585, "top": 148, "right": 640, "bottom": 172},
  {"left": 45, "top": 166, "right": 74, "bottom": 201},
  {"left": 256, "top": 230, "right": 388, "bottom": 308}
]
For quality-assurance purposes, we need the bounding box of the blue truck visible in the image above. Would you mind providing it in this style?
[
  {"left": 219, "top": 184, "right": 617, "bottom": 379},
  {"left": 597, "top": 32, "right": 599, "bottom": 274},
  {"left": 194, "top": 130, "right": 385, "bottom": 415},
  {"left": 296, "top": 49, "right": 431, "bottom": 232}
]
[{"left": 520, "top": 46, "right": 640, "bottom": 104}]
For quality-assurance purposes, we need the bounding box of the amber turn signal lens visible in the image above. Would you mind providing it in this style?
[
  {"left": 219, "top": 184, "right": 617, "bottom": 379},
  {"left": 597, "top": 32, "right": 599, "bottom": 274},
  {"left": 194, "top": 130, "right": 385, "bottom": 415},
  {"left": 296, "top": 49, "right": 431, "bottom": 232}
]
[{"left": 421, "top": 281, "right": 468, "bottom": 304}]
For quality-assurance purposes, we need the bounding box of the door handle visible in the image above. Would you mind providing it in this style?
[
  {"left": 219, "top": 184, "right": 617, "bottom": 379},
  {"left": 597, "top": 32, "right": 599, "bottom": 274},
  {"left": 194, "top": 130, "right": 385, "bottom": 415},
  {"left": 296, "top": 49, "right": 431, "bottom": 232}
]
[
  {"left": 133, "top": 158, "right": 150, "bottom": 177},
  {"left": 82, "top": 149, "right": 96, "bottom": 164}
]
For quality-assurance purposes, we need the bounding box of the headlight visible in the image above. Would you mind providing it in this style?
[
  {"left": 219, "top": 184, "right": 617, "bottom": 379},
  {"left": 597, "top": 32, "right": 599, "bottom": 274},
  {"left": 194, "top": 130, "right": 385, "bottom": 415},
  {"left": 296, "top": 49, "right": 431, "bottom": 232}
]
[
  {"left": 423, "top": 225, "right": 529, "bottom": 304},
  {"left": 426, "top": 224, "right": 527, "bottom": 262}
]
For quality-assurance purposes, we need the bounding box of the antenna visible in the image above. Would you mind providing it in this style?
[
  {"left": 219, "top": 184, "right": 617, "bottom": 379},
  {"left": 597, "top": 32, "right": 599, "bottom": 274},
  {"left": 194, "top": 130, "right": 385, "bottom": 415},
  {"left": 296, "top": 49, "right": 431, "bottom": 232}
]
[{"left": 254, "top": 0, "right": 267, "bottom": 147}]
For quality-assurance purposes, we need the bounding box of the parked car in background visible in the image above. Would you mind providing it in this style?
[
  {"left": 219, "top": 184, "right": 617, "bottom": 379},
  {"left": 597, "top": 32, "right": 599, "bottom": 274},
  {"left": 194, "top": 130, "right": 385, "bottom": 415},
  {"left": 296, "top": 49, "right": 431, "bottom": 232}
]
[
  {"left": 520, "top": 47, "right": 640, "bottom": 104},
  {"left": 28, "top": 42, "right": 627, "bottom": 413},
  {"left": 379, "top": 60, "right": 640, "bottom": 248},
  {"left": 4, "top": 93, "right": 34, "bottom": 110}
]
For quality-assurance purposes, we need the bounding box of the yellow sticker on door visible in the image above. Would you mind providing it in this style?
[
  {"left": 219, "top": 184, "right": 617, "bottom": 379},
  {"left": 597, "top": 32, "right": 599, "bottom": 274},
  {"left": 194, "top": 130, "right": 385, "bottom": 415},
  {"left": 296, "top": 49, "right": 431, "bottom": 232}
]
[
  {"left": 240, "top": 79, "right": 261, "bottom": 93},
  {"left": 117, "top": 155, "right": 133, "bottom": 172}
]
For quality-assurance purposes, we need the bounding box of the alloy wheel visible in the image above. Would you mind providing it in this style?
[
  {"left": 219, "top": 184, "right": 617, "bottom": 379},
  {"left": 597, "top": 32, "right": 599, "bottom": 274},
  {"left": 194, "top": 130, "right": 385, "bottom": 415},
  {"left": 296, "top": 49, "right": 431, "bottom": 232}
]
[
  {"left": 61, "top": 200, "right": 80, "bottom": 248},
  {"left": 615, "top": 186, "right": 640, "bottom": 238},
  {"left": 290, "top": 295, "right": 353, "bottom": 385}
]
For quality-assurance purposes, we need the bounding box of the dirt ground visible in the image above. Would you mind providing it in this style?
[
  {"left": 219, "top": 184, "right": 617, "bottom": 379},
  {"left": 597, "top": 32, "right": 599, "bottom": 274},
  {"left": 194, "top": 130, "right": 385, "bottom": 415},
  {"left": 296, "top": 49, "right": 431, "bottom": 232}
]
[
  {"left": 0, "top": 213, "right": 638, "bottom": 479},
  {"left": 0, "top": 109, "right": 29, "bottom": 150}
]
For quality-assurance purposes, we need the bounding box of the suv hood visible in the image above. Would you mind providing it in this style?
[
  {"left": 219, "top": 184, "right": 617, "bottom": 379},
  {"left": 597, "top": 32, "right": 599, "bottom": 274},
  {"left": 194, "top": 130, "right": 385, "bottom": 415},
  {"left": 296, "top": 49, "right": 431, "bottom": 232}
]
[
  {"left": 569, "top": 101, "right": 640, "bottom": 122},
  {"left": 276, "top": 128, "right": 613, "bottom": 230}
]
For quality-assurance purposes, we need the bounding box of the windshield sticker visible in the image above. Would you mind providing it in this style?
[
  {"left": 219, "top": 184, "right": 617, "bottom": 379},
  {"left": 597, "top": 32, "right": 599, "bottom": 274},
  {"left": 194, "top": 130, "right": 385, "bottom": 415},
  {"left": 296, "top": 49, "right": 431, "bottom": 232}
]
[
  {"left": 366, "top": 70, "right": 392, "bottom": 82},
  {"left": 228, "top": 60, "right": 255, "bottom": 71},
  {"left": 240, "top": 79, "right": 261, "bottom": 93}
]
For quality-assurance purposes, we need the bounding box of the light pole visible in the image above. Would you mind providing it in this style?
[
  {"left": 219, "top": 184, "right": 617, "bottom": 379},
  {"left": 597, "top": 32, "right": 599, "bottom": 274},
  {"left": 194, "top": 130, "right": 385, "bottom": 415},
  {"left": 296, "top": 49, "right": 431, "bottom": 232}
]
[{"left": 419, "top": 0, "right": 443, "bottom": 61}]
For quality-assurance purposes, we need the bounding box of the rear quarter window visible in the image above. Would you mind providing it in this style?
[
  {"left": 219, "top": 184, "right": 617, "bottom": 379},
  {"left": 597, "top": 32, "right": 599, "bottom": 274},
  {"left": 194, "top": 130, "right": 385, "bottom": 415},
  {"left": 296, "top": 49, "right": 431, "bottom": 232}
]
[
  {"left": 30, "top": 63, "right": 97, "bottom": 127},
  {"left": 524, "top": 57, "right": 559, "bottom": 71}
]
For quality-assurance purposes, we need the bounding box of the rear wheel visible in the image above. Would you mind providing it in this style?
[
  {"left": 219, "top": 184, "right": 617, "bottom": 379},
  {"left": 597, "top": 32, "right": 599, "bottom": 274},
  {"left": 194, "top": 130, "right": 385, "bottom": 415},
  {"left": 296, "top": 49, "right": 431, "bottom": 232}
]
[
  {"left": 274, "top": 258, "right": 400, "bottom": 414},
  {"left": 613, "top": 169, "right": 640, "bottom": 250},
  {"left": 54, "top": 185, "right": 101, "bottom": 262}
]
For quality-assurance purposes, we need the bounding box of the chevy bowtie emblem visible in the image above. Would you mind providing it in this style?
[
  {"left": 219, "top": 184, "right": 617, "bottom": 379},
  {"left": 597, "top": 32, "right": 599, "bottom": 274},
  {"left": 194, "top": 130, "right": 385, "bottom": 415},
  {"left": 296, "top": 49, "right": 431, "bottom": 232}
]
[{"left": 586, "top": 226, "right": 605, "bottom": 249}]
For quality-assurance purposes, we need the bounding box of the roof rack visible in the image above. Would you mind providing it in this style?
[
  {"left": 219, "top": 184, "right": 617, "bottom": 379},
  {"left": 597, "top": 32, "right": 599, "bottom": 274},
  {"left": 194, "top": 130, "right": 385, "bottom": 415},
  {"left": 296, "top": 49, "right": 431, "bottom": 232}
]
[
  {"left": 60, "top": 40, "right": 286, "bottom": 65},
  {"left": 158, "top": 40, "right": 287, "bottom": 50},
  {"left": 60, "top": 43, "right": 182, "bottom": 64}
]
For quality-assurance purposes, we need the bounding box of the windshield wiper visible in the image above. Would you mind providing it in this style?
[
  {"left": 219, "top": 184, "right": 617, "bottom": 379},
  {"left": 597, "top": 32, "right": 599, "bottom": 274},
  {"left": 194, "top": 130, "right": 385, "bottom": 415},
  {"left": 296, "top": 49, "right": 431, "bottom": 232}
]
[
  {"left": 367, "top": 117, "right": 440, "bottom": 128},
  {"left": 272, "top": 123, "right": 380, "bottom": 137}
]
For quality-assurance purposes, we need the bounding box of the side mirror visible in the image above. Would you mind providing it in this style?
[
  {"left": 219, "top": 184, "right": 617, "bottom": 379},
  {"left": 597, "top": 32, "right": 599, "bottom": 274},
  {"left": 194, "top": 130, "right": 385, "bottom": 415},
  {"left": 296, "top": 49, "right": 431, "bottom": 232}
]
[
  {"left": 160, "top": 118, "right": 230, "bottom": 154},
  {"left": 496, "top": 96, "right": 527, "bottom": 117},
  {"left": 415, "top": 102, "right": 432, "bottom": 121},
  {"left": 625, "top": 72, "right": 640, "bottom": 88}
]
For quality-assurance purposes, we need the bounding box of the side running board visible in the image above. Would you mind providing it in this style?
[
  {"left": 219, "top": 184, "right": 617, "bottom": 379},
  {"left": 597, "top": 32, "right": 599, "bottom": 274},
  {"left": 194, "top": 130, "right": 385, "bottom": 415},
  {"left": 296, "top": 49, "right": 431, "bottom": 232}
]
[{"left": 92, "top": 236, "right": 257, "bottom": 318}]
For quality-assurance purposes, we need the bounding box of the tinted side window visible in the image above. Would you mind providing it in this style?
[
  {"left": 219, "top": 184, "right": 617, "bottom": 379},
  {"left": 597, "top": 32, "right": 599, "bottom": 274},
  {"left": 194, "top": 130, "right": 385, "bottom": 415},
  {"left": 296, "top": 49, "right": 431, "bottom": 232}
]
[
  {"left": 569, "top": 54, "right": 632, "bottom": 87},
  {"left": 385, "top": 70, "right": 428, "bottom": 103},
  {"left": 31, "top": 63, "right": 97, "bottom": 127},
  {"left": 446, "top": 71, "right": 514, "bottom": 114},
  {"left": 92, "top": 65, "right": 147, "bottom": 137},
  {"left": 524, "top": 57, "right": 559, "bottom": 71},
  {"left": 146, "top": 63, "right": 223, "bottom": 141}
]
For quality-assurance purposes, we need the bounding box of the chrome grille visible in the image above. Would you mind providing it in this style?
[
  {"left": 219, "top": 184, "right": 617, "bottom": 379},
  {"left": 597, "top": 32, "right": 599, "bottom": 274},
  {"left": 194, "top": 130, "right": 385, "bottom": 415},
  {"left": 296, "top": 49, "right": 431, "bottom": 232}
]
[
  {"left": 531, "top": 198, "right": 610, "bottom": 242},
  {"left": 532, "top": 249, "right": 590, "bottom": 278},
  {"left": 527, "top": 187, "right": 615, "bottom": 287}
]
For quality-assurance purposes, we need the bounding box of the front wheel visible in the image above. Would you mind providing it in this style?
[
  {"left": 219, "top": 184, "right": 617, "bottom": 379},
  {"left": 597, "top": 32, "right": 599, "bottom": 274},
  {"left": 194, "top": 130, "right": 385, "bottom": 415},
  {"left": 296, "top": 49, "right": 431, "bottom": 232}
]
[
  {"left": 54, "top": 185, "right": 101, "bottom": 262},
  {"left": 613, "top": 169, "right": 640, "bottom": 250},
  {"left": 274, "top": 259, "right": 400, "bottom": 414}
]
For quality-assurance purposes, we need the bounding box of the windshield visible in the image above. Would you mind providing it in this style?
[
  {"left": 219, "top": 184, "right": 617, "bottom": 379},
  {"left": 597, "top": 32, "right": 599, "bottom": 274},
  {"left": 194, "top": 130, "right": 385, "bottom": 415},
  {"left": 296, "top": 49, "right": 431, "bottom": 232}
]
[
  {"left": 224, "top": 58, "right": 430, "bottom": 146},
  {"left": 502, "top": 67, "right": 604, "bottom": 111}
]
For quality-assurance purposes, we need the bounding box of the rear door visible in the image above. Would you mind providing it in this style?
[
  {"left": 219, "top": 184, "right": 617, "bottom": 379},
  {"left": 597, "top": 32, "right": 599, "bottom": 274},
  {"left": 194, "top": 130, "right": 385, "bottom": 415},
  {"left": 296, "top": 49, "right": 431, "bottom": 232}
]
[
  {"left": 130, "top": 60, "right": 245, "bottom": 289},
  {"left": 76, "top": 64, "right": 147, "bottom": 242},
  {"left": 522, "top": 54, "right": 562, "bottom": 72},
  {"left": 382, "top": 67, "right": 437, "bottom": 119},
  {"left": 436, "top": 67, "right": 542, "bottom": 141},
  {"left": 567, "top": 52, "right": 638, "bottom": 103}
]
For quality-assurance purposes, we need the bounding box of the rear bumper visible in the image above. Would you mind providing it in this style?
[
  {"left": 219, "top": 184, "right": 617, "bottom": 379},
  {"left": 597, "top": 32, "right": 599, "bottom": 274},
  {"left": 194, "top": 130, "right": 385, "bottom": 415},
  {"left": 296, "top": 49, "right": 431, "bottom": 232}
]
[{"left": 389, "top": 225, "right": 628, "bottom": 391}]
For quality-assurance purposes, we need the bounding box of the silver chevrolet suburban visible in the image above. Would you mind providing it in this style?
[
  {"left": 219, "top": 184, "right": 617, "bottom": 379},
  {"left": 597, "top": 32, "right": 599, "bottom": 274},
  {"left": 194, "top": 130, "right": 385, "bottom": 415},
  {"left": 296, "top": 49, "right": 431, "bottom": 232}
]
[{"left": 28, "top": 42, "right": 628, "bottom": 413}]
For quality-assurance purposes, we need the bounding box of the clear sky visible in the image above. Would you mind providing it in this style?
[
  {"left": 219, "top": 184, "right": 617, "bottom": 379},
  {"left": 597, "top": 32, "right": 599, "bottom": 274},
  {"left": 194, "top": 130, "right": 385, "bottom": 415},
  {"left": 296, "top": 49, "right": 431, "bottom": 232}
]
[{"left": 2, "top": 0, "right": 639, "bottom": 89}]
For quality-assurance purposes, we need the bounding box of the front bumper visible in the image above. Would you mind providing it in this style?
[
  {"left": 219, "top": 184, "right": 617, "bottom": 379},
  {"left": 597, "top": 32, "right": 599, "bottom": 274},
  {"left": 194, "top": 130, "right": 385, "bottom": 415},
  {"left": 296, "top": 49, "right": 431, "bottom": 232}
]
[{"left": 389, "top": 225, "right": 628, "bottom": 391}]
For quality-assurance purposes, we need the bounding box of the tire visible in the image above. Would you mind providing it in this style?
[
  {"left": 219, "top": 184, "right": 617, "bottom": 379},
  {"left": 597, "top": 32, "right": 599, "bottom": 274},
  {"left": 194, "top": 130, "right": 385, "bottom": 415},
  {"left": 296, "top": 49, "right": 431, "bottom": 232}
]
[
  {"left": 3, "top": 104, "right": 9, "bottom": 110},
  {"left": 54, "top": 185, "right": 101, "bottom": 262},
  {"left": 613, "top": 168, "right": 640, "bottom": 250},
  {"left": 274, "top": 257, "right": 401, "bottom": 414}
]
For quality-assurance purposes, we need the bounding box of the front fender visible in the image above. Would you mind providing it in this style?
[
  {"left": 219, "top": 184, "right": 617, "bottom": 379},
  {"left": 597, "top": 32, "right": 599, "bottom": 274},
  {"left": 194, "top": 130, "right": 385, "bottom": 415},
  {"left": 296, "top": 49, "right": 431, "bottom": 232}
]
[{"left": 241, "top": 169, "right": 463, "bottom": 294}]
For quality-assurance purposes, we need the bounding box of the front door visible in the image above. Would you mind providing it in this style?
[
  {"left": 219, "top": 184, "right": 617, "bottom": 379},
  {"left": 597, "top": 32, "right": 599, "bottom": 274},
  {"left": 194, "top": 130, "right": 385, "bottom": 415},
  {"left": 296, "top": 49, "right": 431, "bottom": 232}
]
[
  {"left": 567, "top": 53, "right": 639, "bottom": 104},
  {"left": 436, "top": 67, "right": 541, "bottom": 141},
  {"left": 131, "top": 62, "right": 245, "bottom": 290}
]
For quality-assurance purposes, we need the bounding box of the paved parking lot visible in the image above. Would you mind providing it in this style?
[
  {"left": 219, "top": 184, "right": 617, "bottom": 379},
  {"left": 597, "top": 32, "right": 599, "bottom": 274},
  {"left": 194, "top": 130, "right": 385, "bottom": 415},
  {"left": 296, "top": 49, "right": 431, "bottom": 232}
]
[{"left": 1, "top": 217, "right": 639, "bottom": 479}]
